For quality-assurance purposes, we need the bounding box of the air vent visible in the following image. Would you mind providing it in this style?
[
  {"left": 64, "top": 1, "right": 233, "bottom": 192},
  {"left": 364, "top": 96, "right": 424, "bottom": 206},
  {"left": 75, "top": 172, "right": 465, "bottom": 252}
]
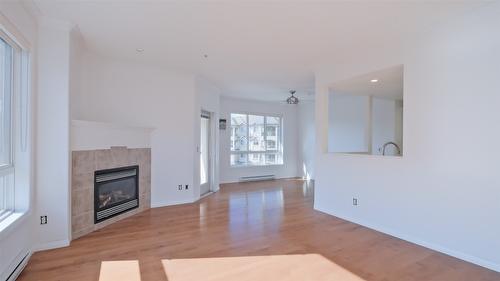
[{"left": 239, "top": 175, "right": 275, "bottom": 182}]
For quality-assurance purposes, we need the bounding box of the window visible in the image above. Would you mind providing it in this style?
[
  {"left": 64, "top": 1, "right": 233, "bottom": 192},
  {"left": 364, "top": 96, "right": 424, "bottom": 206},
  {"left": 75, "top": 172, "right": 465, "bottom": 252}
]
[
  {"left": 230, "top": 113, "right": 283, "bottom": 166},
  {"left": 0, "top": 36, "right": 14, "bottom": 220},
  {"left": 0, "top": 37, "right": 13, "bottom": 168},
  {"left": 266, "top": 140, "right": 276, "bottom": 150},
  {"left": 266, "top": 126, "right": 276, "bottom": 136},
  {"left": 0, "top": 29, "right": 29, "bottom": 224}
]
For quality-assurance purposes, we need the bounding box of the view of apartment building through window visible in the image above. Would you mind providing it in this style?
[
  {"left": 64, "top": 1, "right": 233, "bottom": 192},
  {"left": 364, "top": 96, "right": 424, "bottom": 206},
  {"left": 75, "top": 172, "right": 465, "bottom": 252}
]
[{"left": 230, "top": 113, "right": 283, "bottom": 166}]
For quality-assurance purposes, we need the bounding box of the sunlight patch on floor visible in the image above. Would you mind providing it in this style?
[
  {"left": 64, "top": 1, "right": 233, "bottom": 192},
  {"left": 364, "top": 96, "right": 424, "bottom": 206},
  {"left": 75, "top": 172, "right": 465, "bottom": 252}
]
[
  {"left": 162, "top": 254, "right": 365, "bottom": 281},
  {"left": 99, "top": 260, "right": 141, "bottom": 281}
]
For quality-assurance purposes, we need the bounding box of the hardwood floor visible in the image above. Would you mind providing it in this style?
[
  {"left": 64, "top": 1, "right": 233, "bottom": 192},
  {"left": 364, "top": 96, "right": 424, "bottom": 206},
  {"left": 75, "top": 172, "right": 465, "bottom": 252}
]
[{"left": 19, "top": 179, "right": 500, "bottom": 281}]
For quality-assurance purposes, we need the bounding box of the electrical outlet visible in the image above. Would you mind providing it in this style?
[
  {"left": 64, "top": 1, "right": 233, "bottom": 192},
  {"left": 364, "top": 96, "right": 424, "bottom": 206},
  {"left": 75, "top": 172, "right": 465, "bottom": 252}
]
[
  {"left": 353, "top": 198, "right": 358, "bottom": 206},
  {"left": 40, "top": 216, "right": 48, "bottom": 225},
  {"left": 185, "top": 184, "right": 189, "bottom": 190},
  {"left": 178, "top": 185, "right": 183, "bottom": 191}
]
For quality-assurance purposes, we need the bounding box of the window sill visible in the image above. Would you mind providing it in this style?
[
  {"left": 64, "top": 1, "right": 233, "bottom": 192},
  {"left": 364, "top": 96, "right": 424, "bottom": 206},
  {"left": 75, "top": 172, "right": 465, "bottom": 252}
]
[{"left": 0, "top": 211, "right": 30, "bottom": 240}]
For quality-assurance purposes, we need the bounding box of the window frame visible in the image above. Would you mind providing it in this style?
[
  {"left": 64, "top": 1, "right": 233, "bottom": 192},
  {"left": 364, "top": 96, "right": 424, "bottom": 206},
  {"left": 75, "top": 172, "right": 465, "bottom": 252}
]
[
  {"left": 230, "top": 112, "right": 283, "bottom": 167},
  {"left": 0, "top": 29, "right": 22, "bottom": 223}
]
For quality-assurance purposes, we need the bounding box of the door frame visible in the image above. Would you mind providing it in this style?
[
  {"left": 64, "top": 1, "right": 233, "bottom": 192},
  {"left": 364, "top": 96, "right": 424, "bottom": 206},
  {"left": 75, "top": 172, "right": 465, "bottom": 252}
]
[{"left": 200, "top": 110, "right": 213, "bottom": 196}]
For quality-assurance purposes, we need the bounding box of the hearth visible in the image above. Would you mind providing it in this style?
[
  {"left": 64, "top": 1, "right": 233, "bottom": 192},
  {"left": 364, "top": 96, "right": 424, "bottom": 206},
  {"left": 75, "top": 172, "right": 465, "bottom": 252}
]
[{"left": 94, "top": 165, "right": 139, "bottom": 223}]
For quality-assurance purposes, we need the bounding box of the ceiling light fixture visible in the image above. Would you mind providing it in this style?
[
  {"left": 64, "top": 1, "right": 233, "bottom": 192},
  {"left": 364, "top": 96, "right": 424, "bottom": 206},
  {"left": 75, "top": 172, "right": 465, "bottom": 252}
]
[
  {"left": 286, "top": 90, "right": 299, "bottom": 105},
  {"left": 136, "top": 48, "right": 144, "bottom": 53},
  {"left": 370, "top": 79, "right": 379, "bottom": 83}
]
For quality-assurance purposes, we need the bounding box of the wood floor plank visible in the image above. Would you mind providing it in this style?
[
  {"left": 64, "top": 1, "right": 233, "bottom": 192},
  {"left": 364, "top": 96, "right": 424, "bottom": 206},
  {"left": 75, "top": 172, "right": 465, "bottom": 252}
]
[{"left": 17, "top": 179, "right": 500, "bottom": 281}]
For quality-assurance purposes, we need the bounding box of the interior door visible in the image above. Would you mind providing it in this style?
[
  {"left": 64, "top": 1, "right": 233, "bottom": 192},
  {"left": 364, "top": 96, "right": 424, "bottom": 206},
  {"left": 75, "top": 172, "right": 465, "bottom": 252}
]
[{"left": 200, "top": 112, "right": 211, "bottom": 196}]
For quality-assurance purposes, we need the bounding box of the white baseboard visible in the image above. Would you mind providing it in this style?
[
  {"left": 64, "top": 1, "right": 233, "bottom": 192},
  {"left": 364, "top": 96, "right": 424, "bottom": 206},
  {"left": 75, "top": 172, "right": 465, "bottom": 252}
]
[
  {"left": 151, "top": 199, "right": 194, "bottom": 208},
  {"left": 198, "top": 191, "right": 215, "bottom": 200},
  {"left": 3, "top": 249, "right": 31, "bottom": 281},
  {"left": 220, "top": 176, "right": 302, "bottom": 185},
  {"left": 314, "top": 205, "right": 500, "bottom": 273},
  {"left": 33, "top": 239, "right": 70, "bottom": 252}
]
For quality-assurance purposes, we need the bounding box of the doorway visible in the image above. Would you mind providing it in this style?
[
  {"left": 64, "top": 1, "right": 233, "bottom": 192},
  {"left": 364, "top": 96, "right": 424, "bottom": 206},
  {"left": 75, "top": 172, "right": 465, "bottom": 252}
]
[{"left": 200, "top": 111, "right": 211, "bottom": 196}]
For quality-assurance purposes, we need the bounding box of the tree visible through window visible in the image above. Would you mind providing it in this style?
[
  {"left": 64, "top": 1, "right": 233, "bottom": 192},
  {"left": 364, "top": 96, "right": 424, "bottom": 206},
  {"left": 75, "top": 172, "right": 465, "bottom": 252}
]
[{"left": 230, "top": 113, "right": 283, "bottom": 166}]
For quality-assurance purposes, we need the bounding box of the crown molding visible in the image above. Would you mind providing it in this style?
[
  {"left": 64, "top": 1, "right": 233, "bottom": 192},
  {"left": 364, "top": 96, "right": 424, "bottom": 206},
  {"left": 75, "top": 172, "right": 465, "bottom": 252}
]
[
  {"left": 21, "top": 0, "right": 75, "bottom": 32},
  {"left": 38, "top": 16, "right": 75, "bottom": 32},
  {"left": 0, "top": 9, "right": 32, "bottom": 50},
  {"left": 20, "top": 0, "right": 42, "bottom": 22}
]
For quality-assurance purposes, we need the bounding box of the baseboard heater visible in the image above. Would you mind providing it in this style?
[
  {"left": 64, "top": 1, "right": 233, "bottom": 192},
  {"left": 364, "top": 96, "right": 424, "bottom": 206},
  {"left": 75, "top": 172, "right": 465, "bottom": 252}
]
[
  {"left": 6, "top": 251, "right": 31, "bottom": 281},
  {"left": 239, "top": 175, "right": 275, "bottom": 182}
]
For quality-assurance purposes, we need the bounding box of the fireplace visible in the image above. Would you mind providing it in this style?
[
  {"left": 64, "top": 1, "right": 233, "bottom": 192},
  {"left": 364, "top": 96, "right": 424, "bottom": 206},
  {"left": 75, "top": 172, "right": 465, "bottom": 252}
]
[{"left": 94, "top": 165, "right": 139, "bottom": 223}]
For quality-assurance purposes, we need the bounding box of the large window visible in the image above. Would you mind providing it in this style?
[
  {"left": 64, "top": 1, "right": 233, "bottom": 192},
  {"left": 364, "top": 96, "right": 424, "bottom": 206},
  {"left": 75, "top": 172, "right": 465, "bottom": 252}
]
[
  {"left": 0, "top": 36, "right": 14, "bottom": 220},
  {"left": 0, "top": 28, "right": 29, "bottom": 224},
  {"left": 230, "top": 113, "right": 283, "bottom": 166}
]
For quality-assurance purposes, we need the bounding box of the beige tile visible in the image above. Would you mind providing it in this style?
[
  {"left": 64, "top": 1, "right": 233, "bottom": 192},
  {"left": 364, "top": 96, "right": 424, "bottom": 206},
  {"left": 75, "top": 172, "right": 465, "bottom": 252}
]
[
  {"left": 72, "top": 188, "right": 92, "bottom": 216},
  {"left": 95, "top": 149, "right": 112, "bottom": 170},
  {"left": 127, "top": 149, "right": 140, "bottom": 165},
  {"left": 72, "top": 212, "right": 93, "bottom": 233},
  {"left": 72, "top": 151, "right": 96, "bottom": 175},
  {"left": 72, "top": 226, "right": 94, "bottom": 240},
  {"left": 72, "top": 172, "right": 93, "bottom": 191},
  {"left": 139, "top": 193, "right": 147, "bottom": 204},
  {"left": 136, "top": 148, "right": 151, "bottom": 167},
  {"left": 111, "top": 146, "right": 130, "bottom": 167},
  {"left": 139, "top": 177, "right": 150, "bottom": 190},
  {"left": 142, "top": 196, "right": 151, "bottom": 209},
  {"left": 72, "top": 147, "right": 151, "bottom": 239},
  {"left": 139, "top": 165, "right": 151, "bottom": 179}
]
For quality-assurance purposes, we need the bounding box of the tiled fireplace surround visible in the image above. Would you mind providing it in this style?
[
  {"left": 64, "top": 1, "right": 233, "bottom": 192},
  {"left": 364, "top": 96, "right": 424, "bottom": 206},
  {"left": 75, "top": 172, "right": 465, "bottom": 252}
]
[{"left": 71, "top": 146, "right": 151, "bottom": 239}]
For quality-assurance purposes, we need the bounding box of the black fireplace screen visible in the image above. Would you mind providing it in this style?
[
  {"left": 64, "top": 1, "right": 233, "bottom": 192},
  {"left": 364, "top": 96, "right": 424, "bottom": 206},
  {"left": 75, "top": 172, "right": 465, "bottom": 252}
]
[{"left": 94, "top": 165, "right": 139, "bottom": 223}]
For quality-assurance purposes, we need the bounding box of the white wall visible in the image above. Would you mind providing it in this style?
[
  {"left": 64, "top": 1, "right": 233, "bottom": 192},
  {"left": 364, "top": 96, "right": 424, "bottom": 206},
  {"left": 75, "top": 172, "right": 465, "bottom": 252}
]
[
  {"left": 0, "top": 3, "right": 37, "bottom": 279},
  {"left": 328, "top": 94, "right": 370, "bottom": 153},
  {"left": 314, "top": 2, "right": 500, "bottom": 272},
  {"left": 71, "top": 120, "right": 153, "bottom": 151},
  {"left": 74, "top": 52, "right": 198, "bottom": 207},
  {"left": 0, "top": 2, "right": 80, "bottom": 273},
  {"left": 219, "top": 97, "right": 299, "bottom": 183},
  {"left": 394, "top": 100, "right": 403, "bottom": 153},
  {"left": 371, "top": 97, "right": 398, "bottom": 155},
  {"left": 69, "top": 27, "right": 83, "bottom": 120},
  {"left": 36, "top": 18, "right": 73, "bottom": 249},
  {"left": 297, "top": 101, "right": 315, "bottom": 180}
]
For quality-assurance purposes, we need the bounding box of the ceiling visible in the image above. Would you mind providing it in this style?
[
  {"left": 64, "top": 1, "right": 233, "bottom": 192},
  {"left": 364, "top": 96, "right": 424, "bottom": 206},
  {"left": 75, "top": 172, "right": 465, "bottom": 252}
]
[
  {"left": 32, "top": 0, "right": 486, "bottom": 101},
  {"left": 330, "top": 65, "right": 404, "bottom": 100}
]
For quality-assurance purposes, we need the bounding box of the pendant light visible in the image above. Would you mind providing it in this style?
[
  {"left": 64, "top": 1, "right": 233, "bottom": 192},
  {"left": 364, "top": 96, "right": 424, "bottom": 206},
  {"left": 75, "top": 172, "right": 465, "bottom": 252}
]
[{"left": 286, "top": 90, "right": 299, "bottom": 104}]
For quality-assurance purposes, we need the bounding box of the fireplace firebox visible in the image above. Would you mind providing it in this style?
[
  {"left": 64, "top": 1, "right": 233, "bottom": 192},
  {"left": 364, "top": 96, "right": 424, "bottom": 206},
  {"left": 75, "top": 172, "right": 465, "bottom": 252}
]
[{"left": 94, "top": 165, "right": 139, "bottom": 223}]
